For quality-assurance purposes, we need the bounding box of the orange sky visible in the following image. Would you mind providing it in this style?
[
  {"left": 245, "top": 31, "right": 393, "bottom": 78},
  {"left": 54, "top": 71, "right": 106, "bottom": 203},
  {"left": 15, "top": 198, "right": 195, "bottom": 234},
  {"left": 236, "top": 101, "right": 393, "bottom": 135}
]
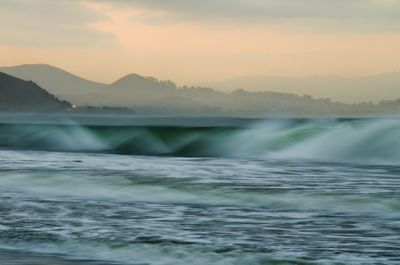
[{"left": 0, "top": 0, "right": 399, "bottom": 85}]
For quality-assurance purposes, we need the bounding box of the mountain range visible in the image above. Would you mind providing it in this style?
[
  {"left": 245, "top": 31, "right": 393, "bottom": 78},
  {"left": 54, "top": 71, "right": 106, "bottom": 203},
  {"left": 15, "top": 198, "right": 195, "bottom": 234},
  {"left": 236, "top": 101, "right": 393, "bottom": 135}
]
[
  {"left": 1, "top": 64, "right": 400, "bottom": 116},
  {"left": 2, "top": 64, "right": 400, "bottom": 106},
  {"left": 0, "top": 65, "right": 191, "bottom": 108},
  {"left": 201, "top": 72, "right": 400, "bottom": 104}
]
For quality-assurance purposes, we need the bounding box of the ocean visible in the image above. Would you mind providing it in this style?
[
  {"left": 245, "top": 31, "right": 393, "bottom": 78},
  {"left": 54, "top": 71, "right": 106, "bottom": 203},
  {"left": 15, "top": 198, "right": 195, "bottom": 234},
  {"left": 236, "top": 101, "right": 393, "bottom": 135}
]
[{"left": 0, "top": 118, "right": 399, "bottom": 264}]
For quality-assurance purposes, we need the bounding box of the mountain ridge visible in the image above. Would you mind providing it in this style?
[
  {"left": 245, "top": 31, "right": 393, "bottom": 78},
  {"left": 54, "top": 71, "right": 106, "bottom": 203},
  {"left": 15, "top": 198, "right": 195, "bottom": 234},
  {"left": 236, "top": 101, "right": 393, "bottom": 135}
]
[
  {"left": 201, "top": 71, "right": 400, "bottom": 103},
  {"left": 0, "top": 72, "right": 71, "bottom": 111},
  {"left": 2, "top": 64, "right": 400, "bottom": 105},
  {"left": 1, "top": 64, "right": 400, "bottom": 117},
  {"left": 0, "top": 64, "right": 107, "bottom": 104}
]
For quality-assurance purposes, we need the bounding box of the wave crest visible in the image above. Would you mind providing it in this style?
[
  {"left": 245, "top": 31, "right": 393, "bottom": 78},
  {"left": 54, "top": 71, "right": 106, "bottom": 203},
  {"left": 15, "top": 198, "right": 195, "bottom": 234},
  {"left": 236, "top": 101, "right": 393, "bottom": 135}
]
[{"left": 0, "top": 119, "right": 399, "bottom": 164}]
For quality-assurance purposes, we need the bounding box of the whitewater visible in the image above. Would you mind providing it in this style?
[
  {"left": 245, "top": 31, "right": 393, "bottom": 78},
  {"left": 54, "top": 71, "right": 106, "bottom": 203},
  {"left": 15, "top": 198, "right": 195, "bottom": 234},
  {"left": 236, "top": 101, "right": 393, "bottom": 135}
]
[{"left": 0, "top": 118, "right": 399, "bottom": 264}]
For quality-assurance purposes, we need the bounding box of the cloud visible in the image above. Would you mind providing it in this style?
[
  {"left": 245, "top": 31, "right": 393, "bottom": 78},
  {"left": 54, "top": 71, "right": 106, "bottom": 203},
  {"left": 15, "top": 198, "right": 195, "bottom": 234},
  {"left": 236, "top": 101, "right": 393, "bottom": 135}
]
[
  {"left": 1, "top": 0, "right": 398, "bottom": 49},
  {"left": 0, "top": 0, "right": 116, "bottom": 47},
  {"left": 91, "top": 0, "right": 400, "bottom": 31},
  {"left": 1, "top": 0, "right": 399, "bottom": 49}
]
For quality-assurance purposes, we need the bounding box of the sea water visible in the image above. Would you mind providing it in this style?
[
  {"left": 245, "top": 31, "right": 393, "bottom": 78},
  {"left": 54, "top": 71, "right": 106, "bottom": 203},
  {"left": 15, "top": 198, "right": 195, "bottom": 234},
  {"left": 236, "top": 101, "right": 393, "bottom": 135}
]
[{"left": 0, "top": 118, "right": 399, "bottom": 264}]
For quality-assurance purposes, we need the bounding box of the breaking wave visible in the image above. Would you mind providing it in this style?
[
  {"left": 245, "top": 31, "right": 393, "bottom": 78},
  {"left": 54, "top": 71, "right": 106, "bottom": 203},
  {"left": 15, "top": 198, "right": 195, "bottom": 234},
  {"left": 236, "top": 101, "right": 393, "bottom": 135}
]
[{"left": 0, "top": 119, "right": 399, "bottom": 164}]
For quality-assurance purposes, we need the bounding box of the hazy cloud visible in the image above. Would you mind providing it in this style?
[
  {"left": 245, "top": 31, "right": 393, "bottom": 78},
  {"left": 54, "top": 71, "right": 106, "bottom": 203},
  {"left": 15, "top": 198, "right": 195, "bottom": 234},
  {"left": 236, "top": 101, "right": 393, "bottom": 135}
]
[
  {"left": 0, "top": 0, "right": 115, "bottom": 47},
  {"left": 1, "top": 0, "right": 399, "bottom": 48},
  {"left": 92, "top": 0, "right": 400, "bottom": 31}
]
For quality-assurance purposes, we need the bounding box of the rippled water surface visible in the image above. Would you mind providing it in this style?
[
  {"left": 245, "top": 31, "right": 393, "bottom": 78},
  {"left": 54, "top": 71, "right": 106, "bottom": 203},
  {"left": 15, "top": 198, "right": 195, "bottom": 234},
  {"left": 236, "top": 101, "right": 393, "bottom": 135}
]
[{"left": 1, "top": 149, "right": 399, "bottom": 265}]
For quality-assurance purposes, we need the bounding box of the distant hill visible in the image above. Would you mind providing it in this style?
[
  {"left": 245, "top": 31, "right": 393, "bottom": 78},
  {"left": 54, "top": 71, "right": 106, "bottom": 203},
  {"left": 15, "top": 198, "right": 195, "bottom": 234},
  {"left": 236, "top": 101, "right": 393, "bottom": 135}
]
[
  {"left": 0, "top": 64, "right": 107, "bottom": 105},
  {"left": 1, "top": 64, "right": 400, "bottom": 117},
  {"left": 201, "top": 72, "right": 400, "bottom": 104},
  {"left": 0, "top": 64, "right": 180, "bottom": 106},
  {"left": 0, "top": 72, "right": 71, "bottom": 111},
  {"left": 3, "top": 64, "right": 400, "bottom": 106}
]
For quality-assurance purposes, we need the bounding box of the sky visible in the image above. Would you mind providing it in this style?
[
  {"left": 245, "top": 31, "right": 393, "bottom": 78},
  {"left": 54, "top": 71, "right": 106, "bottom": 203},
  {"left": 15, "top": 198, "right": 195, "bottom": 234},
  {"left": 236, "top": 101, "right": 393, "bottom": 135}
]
[{"left": 1, "top": 0, "right": 400, "bottom": 84}]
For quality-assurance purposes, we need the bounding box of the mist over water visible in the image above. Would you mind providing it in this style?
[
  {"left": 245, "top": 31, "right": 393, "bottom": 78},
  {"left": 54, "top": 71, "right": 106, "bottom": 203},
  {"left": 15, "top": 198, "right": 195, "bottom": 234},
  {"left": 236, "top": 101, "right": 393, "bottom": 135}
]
[{"left": 1, "top": 118, "right": 399, "bottom": 264}]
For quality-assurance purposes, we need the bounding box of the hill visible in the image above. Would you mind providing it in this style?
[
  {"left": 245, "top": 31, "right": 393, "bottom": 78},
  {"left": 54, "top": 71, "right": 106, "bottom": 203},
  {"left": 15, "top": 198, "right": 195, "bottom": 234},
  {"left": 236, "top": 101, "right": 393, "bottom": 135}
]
[
  {"left": 3, "top": 64, "right": 400, "bottom": 106},
  {"left": 0, "top": 64, "right": 107, "bottom": 105},
  {"left": 1, "top": 64, "right": 400, "bottom": 117},
  {"left": 0, "top": 64, "right": 181, "bottom": 107},
  {"left": 0, "top": 72, "right": 71, "bottom": 111},
  {"left": 201, "top": 72, "right": 400, "bottom": 104}
]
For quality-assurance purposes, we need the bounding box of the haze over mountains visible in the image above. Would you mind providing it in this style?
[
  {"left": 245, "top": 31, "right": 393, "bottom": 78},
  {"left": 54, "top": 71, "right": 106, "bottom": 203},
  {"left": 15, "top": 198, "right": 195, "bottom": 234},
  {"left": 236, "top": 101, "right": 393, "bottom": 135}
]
[
  {"left": 202, "top": 72, "right": 400, "bottom": 104},
  {"left": 0, "top": 72, "right": 71, "bottom": 111},
  {"left": 0, "top": 64, "right": 107, "bottom": 105},
  {"left": 1, "top": 64, "right": 400, "bottom": 117},
  {"left": 0, "top": 64, "right": 180, "bottom": 107},
  {"left": 2, "top": 64, "right": 400, "bottom": 106}
]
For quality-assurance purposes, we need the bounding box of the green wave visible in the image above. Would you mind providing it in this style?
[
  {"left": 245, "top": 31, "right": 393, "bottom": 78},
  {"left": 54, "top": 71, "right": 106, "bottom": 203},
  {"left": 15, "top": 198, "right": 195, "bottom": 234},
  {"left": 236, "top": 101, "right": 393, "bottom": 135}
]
[{"left": 0, "top": 119, "right": 399, "bottom": 163}]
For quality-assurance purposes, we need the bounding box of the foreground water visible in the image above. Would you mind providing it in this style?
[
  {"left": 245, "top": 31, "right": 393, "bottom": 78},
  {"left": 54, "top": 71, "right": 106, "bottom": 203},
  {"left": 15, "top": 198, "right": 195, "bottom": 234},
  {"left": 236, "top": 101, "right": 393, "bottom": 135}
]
[{"left": 0, "top": 119, "right": 400, "bottom": 264}]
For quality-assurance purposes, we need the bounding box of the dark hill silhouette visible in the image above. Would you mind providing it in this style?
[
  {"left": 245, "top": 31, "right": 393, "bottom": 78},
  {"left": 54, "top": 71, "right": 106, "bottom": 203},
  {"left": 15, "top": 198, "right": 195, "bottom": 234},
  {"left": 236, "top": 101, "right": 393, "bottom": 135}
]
[
  {"left": 0, "top": 64, "right": 107, "bottom": 105},
  {"left": 0, "top": 72, "right": 71, "bottom": 111}
]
